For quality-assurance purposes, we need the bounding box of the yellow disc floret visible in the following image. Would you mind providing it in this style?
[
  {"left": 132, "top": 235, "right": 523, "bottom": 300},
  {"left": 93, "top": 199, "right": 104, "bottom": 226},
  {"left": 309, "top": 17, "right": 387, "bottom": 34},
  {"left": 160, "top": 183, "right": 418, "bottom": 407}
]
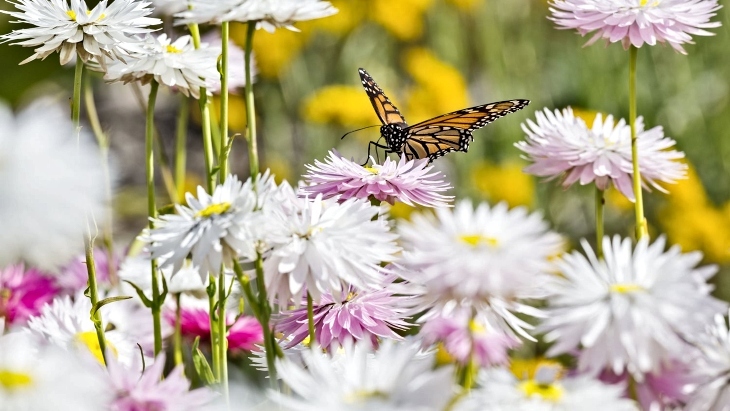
[
  {"left": 195, "top": 202, "right": 231, "bottom": 218},
  {"left": 75, "top": 331, "right": 118, "bottom": 365},
  {"left": 0, "top": 370, "right": 33, "bottom": 391}
]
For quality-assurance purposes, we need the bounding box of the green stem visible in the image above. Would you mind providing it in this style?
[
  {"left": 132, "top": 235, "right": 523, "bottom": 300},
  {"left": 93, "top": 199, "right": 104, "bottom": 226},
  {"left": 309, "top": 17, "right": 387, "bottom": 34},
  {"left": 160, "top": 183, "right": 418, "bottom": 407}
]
[
  {"left": 175, "top": 97, "right": 189, "bottom": 203},
  {"left": 232, "top": 261, "right": 260, "bottom": 320},
  {"left": 174, "top": 293, "right": 184, "bottom": 368},
  {"left": 208, "top": 275, "right": 221, "bottom": 381},
  {"left": 218, "top": 268, "right": 229, "bottom": 402},
  {"left": 219, "top": 21, "right": 230, "bottom": 183},
  {"left": 595, "top": 187, "right": 605, "bottom": 259},
  {"left": 244, "top": 21, "right": 259, "bottom": 179},
  {"left": 188, "top": 22, "right": 215, "bottom": 192},
  {"left": 72, "top": 56, "right": 83, "bottom": 132},
  {"left": 255, "top": 253, "right": 279, "bottom": 387},
  {"left": 629, "top": 46, "right": 647, "bottom": 240},
  {"left": 306, "top": 292, "right": 316, "bottom": 348},
  {"left": 146, "top": 81, "right": 163, "bottom": 356},
  {"left": 84, "top": 230, "right": 108, "bottom": 365}
]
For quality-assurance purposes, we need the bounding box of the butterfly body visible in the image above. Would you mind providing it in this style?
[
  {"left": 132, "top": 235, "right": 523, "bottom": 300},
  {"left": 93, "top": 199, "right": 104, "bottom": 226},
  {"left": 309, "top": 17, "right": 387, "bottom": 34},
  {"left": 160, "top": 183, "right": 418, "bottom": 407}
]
[{"left": 358, "top": 68, "right": 529, "bottom": 162}]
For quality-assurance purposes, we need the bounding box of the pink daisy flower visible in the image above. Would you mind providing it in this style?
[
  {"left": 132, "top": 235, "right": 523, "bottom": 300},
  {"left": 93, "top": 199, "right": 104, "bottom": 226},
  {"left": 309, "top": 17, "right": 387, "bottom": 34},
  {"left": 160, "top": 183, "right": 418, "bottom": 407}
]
[
  {"left": 600, "top": 361, "right": 697, "bottom": 410},
  {"left": 106, "top": 353, "right": 215, "bottom": 411},
  {"left": 549, "top": 0, "right": 721, "bottom": 54},
  {"left": 301, "top": 150, "right": 453, "bottom": 207},
  {"left": 516, "top": 107, "right": 686, "bottom": 201},
  {"left": 168, "top": 306, "right": 263, "bottom": 353},
  {"left": 0, "top": 264, "right": 58, "bottom": 326},
  {"left": 420, "top": 310, "right": 519, "bottom": 367},
  {"left": 274, "top": 282, "right": 411, "bottom": 351}
]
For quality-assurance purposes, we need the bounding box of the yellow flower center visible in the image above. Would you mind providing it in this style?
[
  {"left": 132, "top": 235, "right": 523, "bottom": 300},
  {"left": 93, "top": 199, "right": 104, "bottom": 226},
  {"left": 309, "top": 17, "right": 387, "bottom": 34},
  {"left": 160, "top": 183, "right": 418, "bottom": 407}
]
[
  {"left": 66, "top": 10, "right": 77, "bottom": 20},
  {"left": 639, "top": 0, "right": 659, "bottom": 6},
  {"left": 195, "top": 202, "right": 231, "bottom": 218},
  {"left": 519, "top": 380, "right": 564, "bottom": 402},
  {"left": 166, "top": 44, "right": 183, "bottom": 54},
  {"left": 610, "top": 283, "right": 644, "bottom": 294},
  {"left": 459, "top": 234, "right": 498, "bottom": 247},
  {"left": 75, "top": 331, "right": 118, "bottom": 365},
  {"left": 0, "top": 370, "right": 33, "bottom": 391},
  {"left": 468, "top": 319, "right": 486, "bottom": 334},
  {"left": 345, "top": 389, "right": 389, "bottom": 403},
  {"left": 364, "top": 167, "right": 379, "bottom": 175}
]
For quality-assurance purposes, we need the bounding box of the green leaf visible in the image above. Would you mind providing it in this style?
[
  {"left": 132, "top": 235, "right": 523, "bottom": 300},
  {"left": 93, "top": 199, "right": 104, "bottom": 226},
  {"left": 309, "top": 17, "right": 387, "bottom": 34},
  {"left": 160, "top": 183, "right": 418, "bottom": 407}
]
[
  {"left": 123, "top": 280, "right": 153, "bottom": 307},
  {"left": 91, "top": 295, "right": 132, "bottom": 317},
  {"left": 192, "top": 337, "right": 216, "bottom": 385}
]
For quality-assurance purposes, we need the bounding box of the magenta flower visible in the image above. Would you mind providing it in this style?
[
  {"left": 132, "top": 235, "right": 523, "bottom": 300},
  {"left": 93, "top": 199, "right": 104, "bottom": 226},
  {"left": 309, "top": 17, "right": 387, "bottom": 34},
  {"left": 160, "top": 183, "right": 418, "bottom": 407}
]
[
  {"left": 301, "top": 150, "right": 453, "bottom": 207},
  {"left": 0, "top": 264, "right": 58, "bottom": 326},
  {"left": 167, "top": 306, "right": 263, "bottom": 353},
  {"left": 420, "top": 310, "right": 519, "bottom": 367},
  {"left": 275, "top": 283, "right": 411, "bottom": 351},
  {"left": 549, "top": 0, "right": 721, "bottom": 54},
  {"left": 107, "top": 353, "right": 214, "bottom": 411},
  {"left": 516, "top": 107, "right": 686, "bottom": 201}
]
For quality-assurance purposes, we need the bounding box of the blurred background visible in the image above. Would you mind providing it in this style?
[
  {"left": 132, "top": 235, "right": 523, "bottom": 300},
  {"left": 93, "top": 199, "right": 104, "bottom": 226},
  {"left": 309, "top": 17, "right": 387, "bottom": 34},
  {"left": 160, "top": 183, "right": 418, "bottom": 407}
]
[{"left": 1, "top": 0, "right": 730, "bottom": 298}]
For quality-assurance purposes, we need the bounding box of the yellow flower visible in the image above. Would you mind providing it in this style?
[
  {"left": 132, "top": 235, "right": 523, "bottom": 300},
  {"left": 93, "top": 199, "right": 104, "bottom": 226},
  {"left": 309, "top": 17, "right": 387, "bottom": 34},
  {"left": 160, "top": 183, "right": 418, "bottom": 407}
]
[
  {"left": 265, "top": 155, "right": 293, "bottom": 184},
  {"left": 231, "top": 22, "right": 308, "bottom": 79},
  {"left": 471, "top": 160, "right": 535, "bottom": 208},
  {"left": 302, "top": 85, "right": 377, "bottom": 128},
  {"left": 370, "top": 0, "right": 434, "bottom": 41},
  {"left": 305, "top": 0, "right": 365, "bottom": 36},
  {"left": 571, "top": 107, "right": 600, "bottom": 126},
  {"left": 389, "top": 202, "right": 419, "bottom": 220},
  {"left": 403, "top": 48, "right": 469, "bottom": 122},
  {"left": 210, "top": 94, "right": 248, "bottom": 132},
  {"left": 510, "top": 358, "right": 564, "bottom": 381},
  {"left": 604, "top": 186, "right": 633, "bottom": 212}
]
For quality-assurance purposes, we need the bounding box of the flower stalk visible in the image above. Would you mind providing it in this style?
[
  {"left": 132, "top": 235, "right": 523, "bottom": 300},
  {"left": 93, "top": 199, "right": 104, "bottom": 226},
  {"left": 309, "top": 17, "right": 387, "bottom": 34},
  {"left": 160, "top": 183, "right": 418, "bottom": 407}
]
[
  {"left": 175, "top": 97, "right": 189, "bottom": 203},
  {"left": 173, "top": 293, "right": 184, "bottom": 367},
  {"left": 188, "top": 22, "right": 215, "bottom": 192},
  {"left": 217, "top": 268, "right": 229, "bottom": 401},
  {"left": 72, "top": 56, "right": 84, "bottom": 134},
  {"left": 306, "top": 292, "right": 316, "bottom": 348},
  {"left": 629, "top": 46, "right": 648, "bottom": 240},
  {"left": 219, "top": 21, "right": 230, "bottom": 182},
  {"left": 595, "top": 187, "right": 605, "bottom": 258},
  {"left": 244, "top": 21, "right": 259, "bottom": 179}
]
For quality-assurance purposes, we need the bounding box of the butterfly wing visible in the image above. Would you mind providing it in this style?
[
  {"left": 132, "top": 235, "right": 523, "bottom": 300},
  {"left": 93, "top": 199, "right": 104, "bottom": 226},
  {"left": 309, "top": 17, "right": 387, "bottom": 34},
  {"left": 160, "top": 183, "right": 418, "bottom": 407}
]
[
  {"left": 402, "top": 99, "right": 530, "bottom": 161},
  {"left": 358, "top": 68, "right": 408, "bottom": 127}
]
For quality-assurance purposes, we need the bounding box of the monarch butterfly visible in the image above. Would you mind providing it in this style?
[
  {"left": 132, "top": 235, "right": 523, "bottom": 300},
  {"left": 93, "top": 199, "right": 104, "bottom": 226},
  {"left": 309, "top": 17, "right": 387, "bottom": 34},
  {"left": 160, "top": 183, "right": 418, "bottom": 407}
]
[{"left": 358, "top": 68, "right": 529, "bottom": 162}]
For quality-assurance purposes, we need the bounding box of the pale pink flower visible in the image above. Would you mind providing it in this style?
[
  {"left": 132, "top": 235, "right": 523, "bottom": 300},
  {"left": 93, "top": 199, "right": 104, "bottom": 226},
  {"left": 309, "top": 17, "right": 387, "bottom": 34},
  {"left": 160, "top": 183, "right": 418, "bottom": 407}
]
[
  {"left": 107, "top": 353, "right": 215, "bottom": 411},
  {"left": 0, "top": 264, "right": 58, "bottom": 326},
  {"left": 420, "top": 310, "right": 519, "bottom": 368},
  {"left": 167, "top": 306, "right": 263, "bottom": 353},
  {"left": 549, "top": 0, "right": 721, "bottom": 54},
  {"left": 517, "top": 107, "right": 686, "bottom": 201},
  {"left": 600, "top": 362, "right": 697, "bottom": 411},
  {"left": 275, "top": 281, "right": 410, "bottom": 351},
  {"left": 57, "top": 248, "right": 118, "bottom": 294},
  {"left": 301, "top": 150, "right": 453, "bottom": 207}
]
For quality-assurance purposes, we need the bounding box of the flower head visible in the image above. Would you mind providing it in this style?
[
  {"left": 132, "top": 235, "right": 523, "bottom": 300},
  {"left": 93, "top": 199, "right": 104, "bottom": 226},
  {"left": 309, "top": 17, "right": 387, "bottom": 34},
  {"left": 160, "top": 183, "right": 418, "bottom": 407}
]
[
  {"left": 272, "top": 340, "right": 458, "bottom": 411},
  {"left": 264, "top": 189, "right": 400, "bottom": 306},
  {"left": 684, "top": 311, "right": 730, "bottom": 411},
  {"left": 145, "top": 174, "right": 267, "bottom": 278},
  {"left": 516, "top": 107, "right": 686, "bottom": 201},
  {"left": 0, "top": 265, "right": 58, "bottom": 327},
  {"left": 1, "top": 0, "right": 160, "bottom": 65},
  {"left": 0, "top": 333, "right": 109, "bottom": 410},
  {"left": 107, "top": 353, "right": 215, "bottom": 411},
  {"left": 275, "top": 278, "right": 411, "bottom": 351},
  {"left": 176, "top": 0, "right": 338, "bottom": 31},
  {"left": 397, "top": 201, "right": 563, "bottom": 339},
  {"left": 301, "top": 151, "right": 453, "bottom": 208},
  {"left": 549, "top": 0, "right": 721, "bottom": 54},
  {"left": 540, "top": 236, "right": 727, "bottom": 378},
  {"left": 0, "top": 98, "right": 108, "bottom": 270},
  {"left": 103, "top": 33, "right": 220, "bottom": 99}
]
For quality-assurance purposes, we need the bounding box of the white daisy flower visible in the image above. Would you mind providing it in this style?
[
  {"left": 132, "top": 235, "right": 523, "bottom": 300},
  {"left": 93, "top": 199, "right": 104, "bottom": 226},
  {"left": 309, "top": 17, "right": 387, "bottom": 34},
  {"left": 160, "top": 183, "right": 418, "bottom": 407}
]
[
  {"left": 145, "top": 174, "right": 270, "bottom": 279},
  {"left": 26, "top": 293, "right": 140, "bottom": 368},
  {"left": 0, "top": 98, "right": 108, "bottom": 271},
  {"left": 1, "top": 0, "right": 160, "bottom": 65},
  {"left": 263, "top": 189, "right": 400, "bottom": 306},
  {"left": 541, "top": 236, "right": 727, "bottom": 379},
  {"left": 0, "top": 333, "right": 110, "bottom": 411},
  {"left": 103, "top": 33, "right": 220, "bottom": 99},
  {"left": 685, "top": 311, "right": 730, "bottom": 411},
  {"left": 272, "top": 340, "right": 458, "bottom": 411},
  {"left": 176, "top": 0, "right": 338, "bottom": 32},
  {"left": 397, "top": 200, "right": 563, "bottom": 339},
  {"left": 455, "top": 364, "right": 637, "bottom": 411}
]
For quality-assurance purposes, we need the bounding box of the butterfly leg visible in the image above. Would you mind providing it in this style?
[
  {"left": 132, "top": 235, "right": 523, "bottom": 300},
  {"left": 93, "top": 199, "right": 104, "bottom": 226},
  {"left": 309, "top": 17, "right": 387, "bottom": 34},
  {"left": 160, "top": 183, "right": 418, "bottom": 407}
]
[{"left": 364, "top": 140, "right": 391, "bottom": 166}]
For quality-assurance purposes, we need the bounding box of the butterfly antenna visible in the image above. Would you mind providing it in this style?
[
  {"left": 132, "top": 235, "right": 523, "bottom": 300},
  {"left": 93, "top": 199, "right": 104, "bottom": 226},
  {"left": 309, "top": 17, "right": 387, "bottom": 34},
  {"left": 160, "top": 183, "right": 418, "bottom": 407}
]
[{"left": 341, "top": 124, "right": 381, "bottom": 140}]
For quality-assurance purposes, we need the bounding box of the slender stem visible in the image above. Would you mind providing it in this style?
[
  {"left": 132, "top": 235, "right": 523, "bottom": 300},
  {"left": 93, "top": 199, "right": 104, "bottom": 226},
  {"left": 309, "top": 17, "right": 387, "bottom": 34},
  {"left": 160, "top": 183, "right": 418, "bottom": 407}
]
[
  {"left": 219, "top": 21, "right": 230, "bottom": 183},
  {"left": 84, "top": 230, "right": 108, "bottom": 365},
  {"left": 244, "top": 21, "right": 259, "bottom": 179},
  {"left": 218, "top": 268, "right": 229, "bottom": 402},
  {"left": 174, "top": 293, "right": 184, "bottom": 367},
  {"left": 232, "top": 260, "right": 261, "bottom": 320},
  {"left": 629, "top": 46, "right": 647, "bottom": 240},
  {"left": 255, "top": 253, "right": 278, "bottom": 387},
  {"left": 208, "top": 275, "right": 221, "bottom": 381},
  {"left": 72, "top": 56, "right": 84, "bottom": 132},
  {"left": 175, "top": 97, "right": 189, "bottom": 203},
  {"left": 188, "top": 22, "right": 215, "bottom": 192},
  {"left": 146, "top": 81, "right": 163, "bottom": 356},
  {"left": 595, "top": 187, "right": 605, "bottom": 259},
  {"left": 306, "top": 292, "right": 316, "bottom": 348}
]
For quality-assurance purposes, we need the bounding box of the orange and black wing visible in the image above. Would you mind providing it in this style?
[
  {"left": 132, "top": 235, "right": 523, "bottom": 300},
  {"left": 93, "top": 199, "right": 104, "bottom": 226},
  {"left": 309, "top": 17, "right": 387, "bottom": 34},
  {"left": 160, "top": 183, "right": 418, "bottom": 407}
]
[
  {"left": 358, "top": 68, "right": 408, "bottom": 127},
  {"left": 402, "top": 99, "right": 530, "bottom": 161}
]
